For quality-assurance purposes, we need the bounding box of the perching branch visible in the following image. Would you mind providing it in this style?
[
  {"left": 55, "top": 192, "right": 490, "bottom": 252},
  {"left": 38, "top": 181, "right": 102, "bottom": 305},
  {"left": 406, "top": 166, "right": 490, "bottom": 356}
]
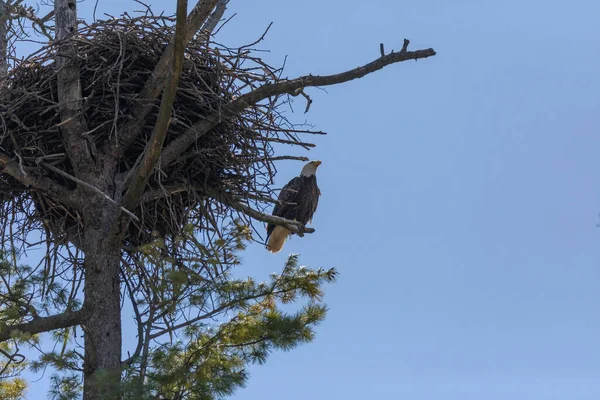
[
  {"left": 0, "top": 308, "right": 85, "bottom": 343},
  {"left": 159, "top": 40, "right": 436, "bottom": 168},
  {"left": 54, "top": 0, "right": 93, "bottom": 175},
  {"left": 121, "top": 0, "right": 189, "bottom": 212},
  {"left": 206, "top": 188, "right": 314, "bottom": 236},
  {"left": 112, "top": 0, "right": 220, "bottom": 160}
]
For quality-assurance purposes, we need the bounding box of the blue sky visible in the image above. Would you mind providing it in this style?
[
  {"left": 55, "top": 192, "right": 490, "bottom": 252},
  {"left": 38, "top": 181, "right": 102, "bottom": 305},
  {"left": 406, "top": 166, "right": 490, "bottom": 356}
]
[{"left": 20, "top": 0, "right": 600, "bottom": 399}]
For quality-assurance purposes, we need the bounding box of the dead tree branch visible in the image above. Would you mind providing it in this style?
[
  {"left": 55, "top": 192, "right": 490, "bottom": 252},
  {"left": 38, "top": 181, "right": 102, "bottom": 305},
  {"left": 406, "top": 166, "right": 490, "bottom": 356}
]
[{"left": 159, "top": 41, "right": 436, "bottom": 168}]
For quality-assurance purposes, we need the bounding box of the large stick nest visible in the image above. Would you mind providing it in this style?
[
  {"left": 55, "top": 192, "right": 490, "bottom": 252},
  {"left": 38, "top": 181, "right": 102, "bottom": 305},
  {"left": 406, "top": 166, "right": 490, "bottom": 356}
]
[{"left": 0, "top": 15, "right": 316, "bottom": 250}]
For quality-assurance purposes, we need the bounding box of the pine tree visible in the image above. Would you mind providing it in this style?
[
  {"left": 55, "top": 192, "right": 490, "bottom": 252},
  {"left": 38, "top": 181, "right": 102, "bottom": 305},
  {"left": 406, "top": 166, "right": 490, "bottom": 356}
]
[{"left": 0, "top": 1, "right": 435, "bottom": 398}]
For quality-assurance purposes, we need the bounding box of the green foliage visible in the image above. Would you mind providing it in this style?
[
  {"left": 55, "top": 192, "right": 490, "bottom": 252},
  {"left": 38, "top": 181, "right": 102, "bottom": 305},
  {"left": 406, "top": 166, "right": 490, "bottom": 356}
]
[
  {"left": 21, "top": 221, "right": 337, "bottom": 399},
  {"left": 0, "top": 251, "right": 31, "bottom": 399},
  {"left": 120, "top": 245, "right": 336, "bottom": 399},
  {"left": 48, "top": 373, "right": 81, "bottom": 400},
  {"left": 0, "top": 376, "right": 27, "bottom": 400}
]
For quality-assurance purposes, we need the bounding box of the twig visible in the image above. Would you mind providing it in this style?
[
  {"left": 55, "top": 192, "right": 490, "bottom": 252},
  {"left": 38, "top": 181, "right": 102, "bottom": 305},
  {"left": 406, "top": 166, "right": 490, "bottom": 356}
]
[{"left": 400, "top": 38, "right": 410, "bottom": 53}]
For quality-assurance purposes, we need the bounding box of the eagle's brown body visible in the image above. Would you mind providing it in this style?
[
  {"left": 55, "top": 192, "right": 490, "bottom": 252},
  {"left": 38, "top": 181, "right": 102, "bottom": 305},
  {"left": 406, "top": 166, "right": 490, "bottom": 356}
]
[{"left": 266, "top": 161, "right": 321, "bottom": 253}]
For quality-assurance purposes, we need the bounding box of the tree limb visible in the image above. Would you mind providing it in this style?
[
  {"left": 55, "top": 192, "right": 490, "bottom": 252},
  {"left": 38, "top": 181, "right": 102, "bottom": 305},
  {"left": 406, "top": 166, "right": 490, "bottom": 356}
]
[
  {"left": 0, "top": 308, "right": 85, "bottom": 342},
  {"left": 54, "top": 0, "right": 93, "bottom": 175},
  {"left": 159, "top": 40, "right": 436, "bottom": 168},
  {"left": 0, "top": 152, "right": 79, "bottom": 209},
  {"left": 201, "top": 0, "right": 228, "bottom": 34},
  {"left": 111, "top": 0, "right": 220, "bottom": 160},
  {"left": 121, "top": 0, "right": 189, "bottom": 212}
]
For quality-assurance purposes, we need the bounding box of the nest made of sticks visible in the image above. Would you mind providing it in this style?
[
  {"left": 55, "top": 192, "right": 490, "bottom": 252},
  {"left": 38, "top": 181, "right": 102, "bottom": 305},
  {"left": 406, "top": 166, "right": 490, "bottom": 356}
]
[{"left": 0, "top": 14, "right": 316, "bottom": 251}]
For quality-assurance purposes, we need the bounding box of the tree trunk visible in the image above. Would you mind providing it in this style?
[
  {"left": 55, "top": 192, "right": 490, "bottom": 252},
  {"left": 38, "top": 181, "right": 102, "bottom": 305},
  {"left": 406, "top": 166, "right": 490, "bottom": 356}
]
[{"left": 82, "top": 198, "right": 123, "bottom": 400}]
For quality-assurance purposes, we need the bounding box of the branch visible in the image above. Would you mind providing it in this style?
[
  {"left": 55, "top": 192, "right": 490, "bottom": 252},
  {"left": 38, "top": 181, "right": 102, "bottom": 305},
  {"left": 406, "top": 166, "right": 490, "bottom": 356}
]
[
  {"left": 230, "top": 39, "right": 435, "bottom": 113},
  {"left": 121, "top": 0, "right": 189, "bottom": 212},
  {"left": 54, "top": 0, "right": 93, "bottom": 175},
  {"left": 0, "top": 308, "right": 84, "bottom": 342},
  {"left": 147, "top": 287, "right": 287, "bottom": 341},
  {"left": 201, "top": 0, "right": 228, "bottom": 34},
  {"left": 112, "top": 0, "right": 220, "bottom": 159},
  {"left": 6, "top": 2, "right": 54, "bottom": 41},
  {"left": 139, "top": 183, "right": 279, "bottom": 205},
  {"left": 205, "top": 188, "right": 314, "bottom": 236},
  {"left": 0, "top": 152, "right": 79, "bottom": 209},
  {"left": 159, "top": 40, "right": 436, "bottom": 168}
]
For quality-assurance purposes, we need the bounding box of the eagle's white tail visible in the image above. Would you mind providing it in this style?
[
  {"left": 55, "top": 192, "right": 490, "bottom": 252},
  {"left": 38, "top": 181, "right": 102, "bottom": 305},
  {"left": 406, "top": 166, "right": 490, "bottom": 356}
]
[{"left": 267, "top": 226, "right": 290, "bottom": 253}]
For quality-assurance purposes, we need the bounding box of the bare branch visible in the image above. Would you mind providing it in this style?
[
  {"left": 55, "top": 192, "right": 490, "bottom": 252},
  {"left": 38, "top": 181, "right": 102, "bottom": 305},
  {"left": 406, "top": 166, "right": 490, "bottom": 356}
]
[
  {"left": 54, "top": 0, "right": 93, "bottom": 175},
  {"left": 112, "top": 0, "right": 220, "bottom": 160},
  {"left": 0, "top": 308, "right": 85, "bottom": 343},
  {"left": 121, "top": 0, "right": 189, "bottom": 212},
  {"left": 6, "top": 2, "right": 54, "bottom": 41},
  {"left": 159, "top": 41, "right": 436, "bottom": 168},
  {"left": 229, "top": 40, "right": 435, "bottom": 114}
]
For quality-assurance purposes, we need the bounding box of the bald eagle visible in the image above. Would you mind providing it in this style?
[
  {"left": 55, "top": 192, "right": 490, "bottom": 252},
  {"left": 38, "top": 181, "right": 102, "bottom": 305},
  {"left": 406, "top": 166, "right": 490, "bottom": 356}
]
[{"left": 266, "top": 160, "right": 322, "bottom": 253}]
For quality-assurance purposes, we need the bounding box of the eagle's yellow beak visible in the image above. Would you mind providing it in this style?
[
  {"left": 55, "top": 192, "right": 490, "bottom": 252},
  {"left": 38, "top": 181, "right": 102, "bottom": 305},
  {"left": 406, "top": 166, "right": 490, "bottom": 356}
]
[{"left": 313, "top": 160, "right": 322, "bottom": 167}]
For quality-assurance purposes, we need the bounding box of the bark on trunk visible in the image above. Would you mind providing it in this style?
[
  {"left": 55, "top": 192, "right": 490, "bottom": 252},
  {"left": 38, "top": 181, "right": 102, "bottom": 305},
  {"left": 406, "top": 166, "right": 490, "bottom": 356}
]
[{"left": 82, "top": 198, "right": 123, "bottom": 400}]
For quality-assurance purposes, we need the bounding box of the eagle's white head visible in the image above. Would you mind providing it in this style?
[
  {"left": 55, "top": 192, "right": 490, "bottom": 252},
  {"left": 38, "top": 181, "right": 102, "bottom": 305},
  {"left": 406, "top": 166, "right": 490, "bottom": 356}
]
[{"left": 300, "top": 160, "right": 322, "bottom": 177}]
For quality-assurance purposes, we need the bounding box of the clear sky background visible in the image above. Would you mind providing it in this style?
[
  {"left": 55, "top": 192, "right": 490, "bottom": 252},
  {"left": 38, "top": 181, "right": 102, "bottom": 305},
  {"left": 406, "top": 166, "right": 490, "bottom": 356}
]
[{"left": 19, "top": 0, "right": 600, "bottom": 399}]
